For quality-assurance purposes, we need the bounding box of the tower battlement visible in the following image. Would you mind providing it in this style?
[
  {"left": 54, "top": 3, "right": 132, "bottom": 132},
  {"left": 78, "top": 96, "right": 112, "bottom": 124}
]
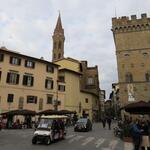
[{"left": 112, "top": 13, "right": 150, "bottom": 33}]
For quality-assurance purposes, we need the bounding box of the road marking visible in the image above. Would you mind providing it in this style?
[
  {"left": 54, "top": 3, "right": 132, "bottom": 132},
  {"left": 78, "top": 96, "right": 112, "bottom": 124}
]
[
  {"left": 95, "top": 138, "right": 105, "bottom": 148},
  {"left": 109, "top": 140, "right": 118, "bottom": 150},
  {"left": 66, "top": 134, "right": 75, "bottom": 139},
  {"left": 82, "top": 137, "right": 95, "bottom": 146},
  {"left": 124, "top": 142, "right": 134, "bottom": 150},
  {"left": 68, "top": 135, "right": 84, "bottom": 143}
]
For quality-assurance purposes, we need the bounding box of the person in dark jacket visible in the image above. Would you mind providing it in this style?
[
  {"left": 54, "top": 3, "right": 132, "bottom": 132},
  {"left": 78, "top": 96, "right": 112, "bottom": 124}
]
[
  {"left": 130, "top": 120, "right": 142, "bottom": 150},
  {"left": 101, "top": 117, "right": 106, "bottom": 129},
  {"left": 106, "top": 117, "right": 112, "bottom": 130},
  {"left": 141, "top": 120, "right": 150, "bottom": 150}
]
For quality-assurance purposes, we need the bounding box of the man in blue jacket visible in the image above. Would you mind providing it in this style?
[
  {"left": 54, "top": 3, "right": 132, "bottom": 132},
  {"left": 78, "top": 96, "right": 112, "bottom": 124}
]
[{"left": 130, "top": 120, "right": 142, "bottom": 150}]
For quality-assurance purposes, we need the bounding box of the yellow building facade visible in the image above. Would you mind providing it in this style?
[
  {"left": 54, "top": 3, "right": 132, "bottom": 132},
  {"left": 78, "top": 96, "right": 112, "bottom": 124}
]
[
  {"left": 0, "top": 47, "right": 63, "bottom": 113},
  {"left": 56, "top": 59, "right": 99, "bottom": 121}
]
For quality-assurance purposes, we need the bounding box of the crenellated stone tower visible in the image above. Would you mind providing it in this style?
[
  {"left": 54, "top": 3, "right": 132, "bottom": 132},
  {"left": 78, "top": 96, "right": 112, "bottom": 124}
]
[
  {"left": 52, "top": 13, "right": 65, "bottom": 62},
  {"left": 112, "top": 13, "right": 150, "bottom": 106}
]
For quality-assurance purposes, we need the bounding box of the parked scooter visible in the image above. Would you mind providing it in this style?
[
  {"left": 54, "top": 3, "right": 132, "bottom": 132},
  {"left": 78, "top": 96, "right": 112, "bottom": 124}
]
[{"left": 113, "top": 126, "right": 123, "bottom": 139}]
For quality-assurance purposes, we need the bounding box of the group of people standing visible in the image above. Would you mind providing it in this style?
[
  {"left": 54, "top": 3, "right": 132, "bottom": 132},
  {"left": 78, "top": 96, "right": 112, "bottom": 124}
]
[{"left": 130, "top": 119, "right": 150, "bottom": 150}]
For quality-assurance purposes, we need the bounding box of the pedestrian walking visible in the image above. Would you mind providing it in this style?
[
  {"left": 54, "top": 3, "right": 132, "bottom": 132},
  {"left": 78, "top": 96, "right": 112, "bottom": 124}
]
[
  {"left": 107, "top": 117, "right": 112, "bottom": 130},
  {"left": 101, "top": 117, "right": 106, "bottom": 129}
]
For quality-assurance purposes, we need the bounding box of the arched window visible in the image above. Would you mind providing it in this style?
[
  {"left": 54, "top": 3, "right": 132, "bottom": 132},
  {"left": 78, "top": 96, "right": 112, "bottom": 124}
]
[
  {"left": 58, "top": 41, "right": 61, "bottom": 49},
  {"left": 145, "top": 72, "right": 150, "bottom": 81},
  {"left": 58, "top": 53, "right": 61, "bottom": 59},
  {"left": 125, "top": 73, "right": 133, "bottom": 83}
]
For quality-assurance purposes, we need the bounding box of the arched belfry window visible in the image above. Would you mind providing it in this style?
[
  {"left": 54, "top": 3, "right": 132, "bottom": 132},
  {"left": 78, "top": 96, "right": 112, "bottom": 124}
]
[
  {"left": 125, "top": 72, "right": 133, "bottom": 83},
  {"left": 58, "top": 41, "right": 61, "bottom": 49},
  {"left": 145, "top": 72, "right": 150, "bottom": 81}
]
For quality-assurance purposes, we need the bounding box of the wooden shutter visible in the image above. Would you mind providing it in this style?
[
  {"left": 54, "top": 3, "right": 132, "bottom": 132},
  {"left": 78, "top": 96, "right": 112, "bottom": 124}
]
[
  {"left": 34, "top": 96, "right": 37, "bottom": 104},
  {"left": 32, "top": 62, "right": 35, "bottom": 68},
  {"left": 0, "top": 54, "right": 4, "bottom": 61},
  {"left": 9, "top": 56, "right": 13, "bottom": 64},
  {"left": 31, "top": 76, "right": 34, "bottom": 86},
  {"left": 52, "top": 67, "right": 54, "bottom": 73},
  {"left": 45, "top": 79, "right": 48, "bottom": 88},
  {"left": 0, "top": 71, "right": 1, "bottom": 80},
  {"left": 6, "top": 73, "right": 10, "bottom": 83},
  {"left": 63, "top": 86, "right": 65, "bottom": 91},
  {"left": 23, "top": 75, "right": 27, "bottom": 85},
  {"left": 27, "top": 96, "right": 29, "bottom": 103},
  {"left": 25, "top": 60, "right": 27, "bottom": 67},
  {"left": 16, "top": 74, "right": 20, "bottom": 84},
  {"left": 51, "top": 80, "right": 53, "bottom": 89},
  {"left": 18, "top": 58, "right": 21, "bottom": 65}
]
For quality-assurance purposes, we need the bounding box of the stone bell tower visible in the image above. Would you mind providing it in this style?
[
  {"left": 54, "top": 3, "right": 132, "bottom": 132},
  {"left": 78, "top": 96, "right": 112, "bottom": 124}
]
[{"left": 52, "top": 13, "right": 65, "bottom": 62}]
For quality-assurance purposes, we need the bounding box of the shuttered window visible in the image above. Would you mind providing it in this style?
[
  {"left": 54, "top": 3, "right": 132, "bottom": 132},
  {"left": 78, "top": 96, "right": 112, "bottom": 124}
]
[
  {"left": 46, "top": 65, "right": 54, "bottom": 73},
  {"left": 0, "top": 53, "right": 4, "bottom": 62},
  {"left": 47, "top": 95, "right": 53, "bottom": 104},
  {"left": 27, "top": 96, "right": 37, "bottom": 104},
  {"left": 25, "top": 60, "right": 35, "bottom": 68},
  {"left": 58, "top": 85, "right": 65, "bottom": 91},
  {"left": 22, "top": 75, "right": 34, "bottom": 86},
  {"left": 6, "top": 72, "right": 19, "bottom": 84},
  {"left": 10, "top": 56, "right": 21, "bottom": 65},
  {"left": 45, "top": 79, "right": 53, "bottom": 89}
]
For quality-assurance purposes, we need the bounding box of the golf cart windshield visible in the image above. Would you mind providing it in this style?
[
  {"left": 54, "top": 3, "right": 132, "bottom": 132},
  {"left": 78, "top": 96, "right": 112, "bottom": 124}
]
[
  {"left": 37, "top": 118, "right": 53, "bottom": 129},
  {"left": 77, "top": 118, "right": 87, "bottom": 124}
]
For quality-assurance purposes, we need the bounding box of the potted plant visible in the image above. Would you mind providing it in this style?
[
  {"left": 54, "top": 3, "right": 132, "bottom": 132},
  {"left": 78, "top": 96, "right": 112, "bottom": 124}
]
[{"left": 122, "top": 124, "right": 133, "bottom": 142}]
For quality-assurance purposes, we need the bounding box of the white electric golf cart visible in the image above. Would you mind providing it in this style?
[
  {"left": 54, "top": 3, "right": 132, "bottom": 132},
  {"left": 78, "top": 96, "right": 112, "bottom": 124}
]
[{"left": 32, "top": 115, "right": 68, "bottom": 145}]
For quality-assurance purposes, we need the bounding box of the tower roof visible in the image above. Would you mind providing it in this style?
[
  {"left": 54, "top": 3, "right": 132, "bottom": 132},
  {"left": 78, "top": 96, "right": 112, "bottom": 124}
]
[{"left": 54, "top": 13, "right": 64, "bottom": 34}]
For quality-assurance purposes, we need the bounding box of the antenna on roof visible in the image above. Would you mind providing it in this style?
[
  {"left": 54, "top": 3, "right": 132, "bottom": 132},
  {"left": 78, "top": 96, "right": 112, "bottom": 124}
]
[
  {"left": 58, "top": 9, "right": 60, "bottom": 15},
  {"left": 114, "top": 0, "right": 117, "bottom": 17}
]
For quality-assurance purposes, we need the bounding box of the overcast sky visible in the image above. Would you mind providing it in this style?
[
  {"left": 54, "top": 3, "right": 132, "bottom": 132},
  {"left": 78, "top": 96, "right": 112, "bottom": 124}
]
[{"left": 0, "top": 0, "right": 150, "bottom": 98}]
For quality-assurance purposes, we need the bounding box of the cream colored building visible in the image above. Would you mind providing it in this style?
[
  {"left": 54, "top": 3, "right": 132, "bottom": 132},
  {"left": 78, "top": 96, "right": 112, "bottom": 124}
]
[
  {"left": 112, "top": 13, "right": 150, "bottom": 107},
  {"left": 56, "top": 59, "right": 99, "bottom": 121},
  {"left": 0, "top": 47, "right": 63, "bottom": 113}
]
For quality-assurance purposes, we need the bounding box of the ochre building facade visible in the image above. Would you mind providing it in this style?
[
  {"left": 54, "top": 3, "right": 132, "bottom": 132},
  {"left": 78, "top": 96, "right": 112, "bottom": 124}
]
[{"left": 112, "top": 13, "right": 150, "bottom": 107}]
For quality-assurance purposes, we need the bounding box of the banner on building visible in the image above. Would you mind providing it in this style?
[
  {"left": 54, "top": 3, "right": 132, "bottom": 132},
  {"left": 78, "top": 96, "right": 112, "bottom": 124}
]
[{"left": 127, "top": 84, "right": 135, "bottom": 102}]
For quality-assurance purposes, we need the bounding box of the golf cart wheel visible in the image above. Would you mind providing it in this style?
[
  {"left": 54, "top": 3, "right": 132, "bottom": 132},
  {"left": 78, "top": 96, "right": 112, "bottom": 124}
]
[
  {"left": 32, "top": 136, "right": 37, "bottom": 145},
  {"left": 45, "top": 137, "right": 51, "bottom": 145}
]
